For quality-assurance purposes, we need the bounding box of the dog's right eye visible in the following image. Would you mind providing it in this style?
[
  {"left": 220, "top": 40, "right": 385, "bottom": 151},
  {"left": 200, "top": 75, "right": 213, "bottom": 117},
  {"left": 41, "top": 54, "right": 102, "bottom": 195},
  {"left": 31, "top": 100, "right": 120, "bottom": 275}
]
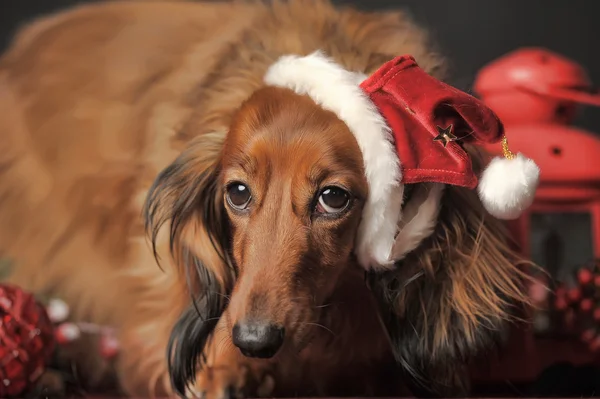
[
  {"left": 316, "top": 186, "right": 351, "bottom": 215},
  {"left": 226, "top": 182, "right": 252, "bottom": 210}
]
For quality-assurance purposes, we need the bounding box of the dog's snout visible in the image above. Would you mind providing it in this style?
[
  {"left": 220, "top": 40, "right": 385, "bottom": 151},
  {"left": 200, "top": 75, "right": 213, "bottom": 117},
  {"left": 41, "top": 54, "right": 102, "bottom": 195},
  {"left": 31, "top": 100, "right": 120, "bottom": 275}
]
[{"left": 232, "top": 321, "right": 285, "bottom": 358}]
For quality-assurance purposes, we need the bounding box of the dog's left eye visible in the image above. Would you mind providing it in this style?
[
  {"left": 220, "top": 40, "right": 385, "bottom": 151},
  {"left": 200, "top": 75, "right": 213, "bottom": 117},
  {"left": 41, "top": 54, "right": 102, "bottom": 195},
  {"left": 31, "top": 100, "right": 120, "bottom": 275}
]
[
  {"left": 316, "top": 186, "right": 350, "bottom": 215},
  {"left": 226, "top": 182, "right": 252, "bottom": 210}
]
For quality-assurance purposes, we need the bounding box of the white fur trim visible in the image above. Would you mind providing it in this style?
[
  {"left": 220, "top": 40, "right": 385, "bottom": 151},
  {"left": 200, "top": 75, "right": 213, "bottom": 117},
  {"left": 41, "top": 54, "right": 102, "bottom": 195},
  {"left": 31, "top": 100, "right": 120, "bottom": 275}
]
[
  {"left": 264, "top": 51, "right": 403, "bottom": 271},
  {"left": 391, "top": 183, "right": 445, "bottom": 261},
  {"left": 478, "top": 153, "right": 540, "bottom": 220}
]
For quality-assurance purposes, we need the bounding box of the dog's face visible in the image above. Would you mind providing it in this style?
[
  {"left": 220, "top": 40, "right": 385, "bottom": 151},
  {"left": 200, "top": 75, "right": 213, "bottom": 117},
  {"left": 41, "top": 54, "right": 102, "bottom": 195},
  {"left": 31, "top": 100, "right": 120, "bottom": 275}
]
[
  {"left": 145, "top": 85, "right": 372, "bottom": 393},
  {"left": 218, "top": 86, "right": 368, "bottom": 357},
  {"left": 146, "top": 84, "right": 531, "bottom": 398}
]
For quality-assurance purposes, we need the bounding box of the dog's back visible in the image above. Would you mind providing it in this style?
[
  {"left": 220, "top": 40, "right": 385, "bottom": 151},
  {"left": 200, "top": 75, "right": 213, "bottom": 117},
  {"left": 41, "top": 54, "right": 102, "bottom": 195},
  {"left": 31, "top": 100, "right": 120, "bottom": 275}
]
[{"left": 0, "top": 0, "right": 443, "bottom": 395}]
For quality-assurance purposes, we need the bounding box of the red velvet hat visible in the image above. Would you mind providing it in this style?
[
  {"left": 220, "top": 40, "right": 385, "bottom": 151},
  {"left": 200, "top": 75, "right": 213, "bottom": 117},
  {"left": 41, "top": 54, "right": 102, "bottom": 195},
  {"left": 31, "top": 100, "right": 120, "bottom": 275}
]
[
  {"left": 361, "top": 55, "right": 503, "bottom": 188},
  {"left": 264, "top": 52, "right": 540, "bottom": 271}
]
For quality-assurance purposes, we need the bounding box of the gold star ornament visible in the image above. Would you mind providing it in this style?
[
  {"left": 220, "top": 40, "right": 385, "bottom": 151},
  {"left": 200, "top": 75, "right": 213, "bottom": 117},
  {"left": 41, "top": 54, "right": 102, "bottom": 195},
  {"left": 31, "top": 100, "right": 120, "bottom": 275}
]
[{"left": 433, "top": 124, "right": 457, "bottom": 147}]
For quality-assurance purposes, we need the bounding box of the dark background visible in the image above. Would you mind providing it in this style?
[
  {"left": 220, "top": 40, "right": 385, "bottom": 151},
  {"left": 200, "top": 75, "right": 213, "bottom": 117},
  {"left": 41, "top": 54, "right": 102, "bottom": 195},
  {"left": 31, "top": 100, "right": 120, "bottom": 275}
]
[
  {"left": 1, "top": 0, "right": 600, "bottom": 131},
  {"left": 1, "top": 3, "right": 599, "bottom": 395}
]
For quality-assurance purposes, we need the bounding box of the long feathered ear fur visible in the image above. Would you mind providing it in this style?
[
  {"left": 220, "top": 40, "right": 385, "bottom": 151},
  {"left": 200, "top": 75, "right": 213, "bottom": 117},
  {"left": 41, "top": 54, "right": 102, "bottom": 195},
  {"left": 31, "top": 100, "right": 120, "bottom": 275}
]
[
  {"left": 368, "top": 146, "right": 533, "bottom": 397},
  {"left": 143, "top": 131, "right": 235, "bottom": 397}
]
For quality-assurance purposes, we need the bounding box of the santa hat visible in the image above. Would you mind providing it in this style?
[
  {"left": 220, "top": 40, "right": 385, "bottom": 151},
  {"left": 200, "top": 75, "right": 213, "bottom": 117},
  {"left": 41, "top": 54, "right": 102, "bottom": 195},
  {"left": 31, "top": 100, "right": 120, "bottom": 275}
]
[{"left": 264, "top": 51, "right": 540, "bottom": 271}]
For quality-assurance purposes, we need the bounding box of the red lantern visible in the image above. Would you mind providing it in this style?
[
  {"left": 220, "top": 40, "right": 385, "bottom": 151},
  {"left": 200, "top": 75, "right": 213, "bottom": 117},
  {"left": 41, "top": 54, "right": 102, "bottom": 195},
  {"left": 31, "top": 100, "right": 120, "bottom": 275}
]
[
  {"left": 470, "top": 47, "right": 600, "bottom": 385},
  {"left": 474, "top": 48, "right": 600, "bottom": 267}
]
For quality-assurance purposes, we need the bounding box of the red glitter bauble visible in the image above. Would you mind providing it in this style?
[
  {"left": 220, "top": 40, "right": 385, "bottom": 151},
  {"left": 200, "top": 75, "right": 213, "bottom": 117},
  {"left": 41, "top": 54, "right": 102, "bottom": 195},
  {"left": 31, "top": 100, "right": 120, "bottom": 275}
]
[{"left": 0, "top": 284, "right": 55, "bottom": 397}]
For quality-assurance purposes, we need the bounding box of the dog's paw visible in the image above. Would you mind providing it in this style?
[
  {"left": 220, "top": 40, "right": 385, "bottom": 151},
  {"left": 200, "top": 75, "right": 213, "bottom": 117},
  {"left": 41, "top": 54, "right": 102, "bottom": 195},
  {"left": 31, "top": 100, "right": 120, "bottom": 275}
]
[{"left": 193, "top": 363, "right": 275, "bottom": 399}]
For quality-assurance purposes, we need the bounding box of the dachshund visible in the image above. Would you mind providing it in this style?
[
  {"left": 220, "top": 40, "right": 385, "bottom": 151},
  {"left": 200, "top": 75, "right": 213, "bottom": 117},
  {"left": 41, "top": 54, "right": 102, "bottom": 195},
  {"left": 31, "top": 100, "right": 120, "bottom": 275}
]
[{"left": 0, "top": 0, "right": 531, "bottom": 397}]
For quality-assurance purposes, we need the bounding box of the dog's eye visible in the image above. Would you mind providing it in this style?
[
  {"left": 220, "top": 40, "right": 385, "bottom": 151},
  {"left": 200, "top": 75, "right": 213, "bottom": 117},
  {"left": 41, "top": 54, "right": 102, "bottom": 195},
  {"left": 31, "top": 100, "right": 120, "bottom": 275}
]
[
  {"left": 316, "top": 186, "right": 350, "bottom": 214},
  {"left": 226, "top": 182, "right": 251, "bottom": 210}
]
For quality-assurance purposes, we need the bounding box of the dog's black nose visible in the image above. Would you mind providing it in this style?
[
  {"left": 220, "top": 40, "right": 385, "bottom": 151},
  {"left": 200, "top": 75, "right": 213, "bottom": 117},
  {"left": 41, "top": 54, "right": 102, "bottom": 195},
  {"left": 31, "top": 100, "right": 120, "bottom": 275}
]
[{"left": 232, "top": 321, "right": 285, "bottom": 358}]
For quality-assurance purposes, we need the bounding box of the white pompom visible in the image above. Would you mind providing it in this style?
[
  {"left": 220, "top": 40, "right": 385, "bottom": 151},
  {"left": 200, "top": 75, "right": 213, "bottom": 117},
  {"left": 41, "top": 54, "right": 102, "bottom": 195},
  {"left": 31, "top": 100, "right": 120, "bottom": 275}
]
[
  {"left": 478, "top": 153, "right": 540, "bottom": 220},
  {"left": 46, "top": 298, "right": 70, "bottom": 323}
]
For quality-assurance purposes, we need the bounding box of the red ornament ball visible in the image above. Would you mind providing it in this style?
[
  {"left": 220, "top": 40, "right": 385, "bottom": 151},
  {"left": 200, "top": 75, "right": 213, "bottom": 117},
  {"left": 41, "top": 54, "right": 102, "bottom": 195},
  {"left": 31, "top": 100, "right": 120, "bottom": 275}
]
[
  {"left": 580, "top": 298, "right": 593, "bottom": 312},
  {"left": 590, "top": 336, "right": 600, "bottom": 352},
  {"left": 567, "top": 287, "right": 581, "bottom": 302},
  {"left": 0, "top": 284, "right": 55, "bottom": 397},
  {"left": 578, "top": 268, "right": 594, "bottom": 285},
  {"left": 581, "top": 328, "right": 596, "bottom": 343},
  {"left": 554, "top": 296, "right": 568, "bottom": 310}
]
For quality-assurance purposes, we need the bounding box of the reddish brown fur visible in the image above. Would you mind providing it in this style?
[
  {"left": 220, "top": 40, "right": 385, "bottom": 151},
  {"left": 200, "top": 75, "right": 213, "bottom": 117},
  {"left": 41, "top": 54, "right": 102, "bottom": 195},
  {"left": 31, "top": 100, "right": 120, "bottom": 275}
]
[
  {"left": 223, "top": 88, "right": 368, "bottom": 327},
  {"left": 195, "top": 87, "right": 396, "bottom": 397},
  {"left": 0, "top": 0, "right": 530, "bottom": 398}
]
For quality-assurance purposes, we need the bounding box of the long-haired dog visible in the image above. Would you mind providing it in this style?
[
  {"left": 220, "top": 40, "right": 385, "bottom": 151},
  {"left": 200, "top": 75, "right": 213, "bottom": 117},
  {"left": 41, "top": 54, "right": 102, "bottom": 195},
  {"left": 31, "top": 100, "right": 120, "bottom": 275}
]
[{"left": 0, "top": 0, "right": 534, "bottom": 397}]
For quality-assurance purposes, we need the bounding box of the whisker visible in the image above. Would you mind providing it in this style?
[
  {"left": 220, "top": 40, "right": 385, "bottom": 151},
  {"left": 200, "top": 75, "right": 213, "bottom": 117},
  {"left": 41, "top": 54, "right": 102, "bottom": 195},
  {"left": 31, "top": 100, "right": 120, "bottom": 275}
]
[
  {"left": 198, "top": 316, "right": 222, "bottom": 323},
  {"left": 292, "top": 321, "right": 336, "bottom": 336},
  {"left": 287, "top": 296, "right": 313, "bottom": 303},
  {"left": 211, "top": 292, "right": 232, "bottom": 301},
  {"left": 216, "top": 334, "right": 231, "bottom": 352},
  {"left": 283, "top": 296, "right": 339, "bottom": 309}
]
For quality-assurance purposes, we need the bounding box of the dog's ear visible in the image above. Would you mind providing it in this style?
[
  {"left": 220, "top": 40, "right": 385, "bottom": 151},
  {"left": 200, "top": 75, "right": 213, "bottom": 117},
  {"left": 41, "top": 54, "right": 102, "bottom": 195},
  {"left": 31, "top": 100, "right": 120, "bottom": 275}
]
[
  {"left": 144, "top": 131, "right": 235, "bottom": 397},
  {"left": 368, "top": 146, "right": 532, "bottom": 397}
]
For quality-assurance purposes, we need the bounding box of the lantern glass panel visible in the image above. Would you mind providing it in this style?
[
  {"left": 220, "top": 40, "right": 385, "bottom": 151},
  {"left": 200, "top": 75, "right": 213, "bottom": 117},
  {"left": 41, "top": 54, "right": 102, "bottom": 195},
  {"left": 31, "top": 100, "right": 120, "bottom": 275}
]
[
  {"left": 530, "top": 212, "right": 594, "bottom": 283},
  {"left": 529, "top": 211, "right": 594, "bottom": 335}
]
